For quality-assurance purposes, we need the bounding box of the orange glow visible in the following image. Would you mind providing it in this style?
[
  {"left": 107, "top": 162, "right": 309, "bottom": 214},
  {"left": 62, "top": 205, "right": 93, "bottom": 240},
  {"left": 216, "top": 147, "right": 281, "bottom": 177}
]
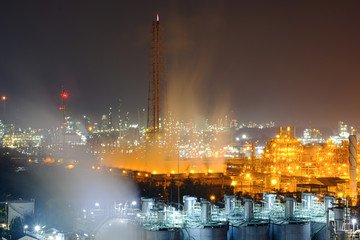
[
  {"left": 210, "top": 195, "right": 215, "bottom": 201},
  {"left": 2, "top": 96, "right": 6, "bottom": 101},
  {"left": 65, "top": 164, "right": 74, "bottom": 169}
]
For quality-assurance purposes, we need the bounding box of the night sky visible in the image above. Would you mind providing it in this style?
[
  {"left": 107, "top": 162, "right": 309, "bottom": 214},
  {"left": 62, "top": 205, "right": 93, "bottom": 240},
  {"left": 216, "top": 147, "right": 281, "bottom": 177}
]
[{"left": 0, "top": 1, "right": 359, "bottom": 129}]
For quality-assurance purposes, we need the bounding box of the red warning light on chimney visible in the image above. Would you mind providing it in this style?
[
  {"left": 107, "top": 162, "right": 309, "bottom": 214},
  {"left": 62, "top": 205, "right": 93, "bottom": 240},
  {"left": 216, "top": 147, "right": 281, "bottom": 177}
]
[{"left": 61, "top": 92, "right": 68, "bottom": 98}]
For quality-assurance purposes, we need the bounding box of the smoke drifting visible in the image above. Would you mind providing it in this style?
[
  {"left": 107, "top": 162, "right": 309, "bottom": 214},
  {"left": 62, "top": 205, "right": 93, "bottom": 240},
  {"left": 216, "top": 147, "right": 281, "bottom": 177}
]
[{"left": 166, "top": 3, "right": 231, "bottom": 124}]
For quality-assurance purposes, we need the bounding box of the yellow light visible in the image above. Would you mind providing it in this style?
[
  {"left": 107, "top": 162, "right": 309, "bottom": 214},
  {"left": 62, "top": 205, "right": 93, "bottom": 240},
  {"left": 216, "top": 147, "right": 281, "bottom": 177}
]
[
  {"left": 171, "top": 170, "right": 175, "bottom": 174},
  {"left": 88, "top": 126, "right": 93, "bottom": 131},
  {"left": 91, "top": 166, "right": 95, "bottom": 169},
  {"left": 190, "top": 170, "right": 195, "bottom": 174},
  {"left": 210, "top": 195, "right": 216, "bottom": 201},
  {"left": 109, "top": 168, "right": 112, "bottom": 172},
  {"left": 153, "top": 171, "right": 157, "bottom": 174},
  {"left": 271, "top": 179, "right": 277, "bottom": 185},
  {"left": 137, "top": 172, "right": 141, "bottom": 176},
  {"left": 208, "top": 169, "right": 212, "bottom": 173},
  {"left": 123, "top": 170, "right": 127, "bottom": 174},
  {"left": 65, "top": 164, "right": 74, "bottom": 169},
  {"left": 231, "top": 181, "right": 236, "bottom": 186}
]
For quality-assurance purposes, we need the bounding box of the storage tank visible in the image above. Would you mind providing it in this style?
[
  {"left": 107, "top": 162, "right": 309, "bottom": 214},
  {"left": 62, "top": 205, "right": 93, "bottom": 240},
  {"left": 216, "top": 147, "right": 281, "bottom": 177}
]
[
  {"left": 95, "top": 218, "right": 141, "bottom": 240},
  {"left": 181, "top": 225, "right": 227, "bottom": 240},
  {"left": 231, "top": 222, "right": 269, "bottom": 240},
  {"left": 142, "top": 228, "right": 181, "bottom": 240},
  {"left": 333, "top": 206, "right": 345, "bottom": 232},
  {"left": 302, "top": 193, "right": 314, "bottom": 210},
  {"left": 183, "top": 196, "right": 197, "bottom": 215},
  {"left": 244, "top": 199, "right": 254, "bottom": 221},
  {"left": 271, "top": 221, "right": 311, "bottom": 240},
  {"left": 264, "top": 193, "right": 276, "bottom": 210},
  {"left": 224, "top": 195, "right": 236, "bottom": 215},
  {"left": 285, "top": 197, "right": 295, "bottom": 219},
  {"left": 201, "top": 200, "right": 211, "bottom": 223},
  {"left": 141, "top": 197, "right": 154, "bottom": 215}
]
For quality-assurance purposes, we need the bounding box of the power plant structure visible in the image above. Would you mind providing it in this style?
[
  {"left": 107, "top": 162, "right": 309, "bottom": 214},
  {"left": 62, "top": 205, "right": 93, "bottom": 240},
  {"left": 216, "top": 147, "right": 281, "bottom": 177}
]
[
  {"left": 146, "top": 14, "right": 168, "bottom": 142},
  {"left": 91, "top": 193, "right": 358, "bottom": 240}
]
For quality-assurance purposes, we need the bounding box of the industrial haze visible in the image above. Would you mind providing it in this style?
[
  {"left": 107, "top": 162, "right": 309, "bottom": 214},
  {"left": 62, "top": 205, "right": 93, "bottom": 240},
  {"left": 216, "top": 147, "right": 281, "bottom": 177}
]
[{"left": 0, "top": 1, "right": 359, "bottom": 128}]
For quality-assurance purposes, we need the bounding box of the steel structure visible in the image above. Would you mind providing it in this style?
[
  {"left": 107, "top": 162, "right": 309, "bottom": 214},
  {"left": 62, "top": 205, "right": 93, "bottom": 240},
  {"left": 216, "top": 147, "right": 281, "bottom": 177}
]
[
  {"left": 60, "top": 89, "right": 68, "bottom": 149},
  {"left": 147, "top": 14, "right": 168, "bottom": 140}
]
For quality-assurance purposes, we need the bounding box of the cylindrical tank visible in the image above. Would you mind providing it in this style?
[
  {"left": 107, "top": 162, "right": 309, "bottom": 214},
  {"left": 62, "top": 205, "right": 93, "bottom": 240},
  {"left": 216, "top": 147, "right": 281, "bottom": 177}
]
[
  {"left": 224, "top": 195, "right": 236, "bottom": 215},
  {"left": 264, "top": 193, "right": 276, "bottom": 210},
  {"left": 141, "top": 197, "right": 154, "bottom": 215},
  {"left": 271, "top": 222, "right": 311, "bottom": 240},
  {"left": 285, "top": 197, "right": 295, "bottom": 219},
  {"left": 232, "top": 223, "right": 269, "bottom": 240},
  {"left": 183, "top": 196, "right": 197, "bottom": 215},
  {"left": 143, "top": 228, "right": 181, "bottom": 240},
  {"left": 201, "top": 200, "right": 211, "bottom": 223},
  {"left": 181, "top": 226, "right": 227, "bottom": 240},
  {"left": 302, "top": 193, "right": 313, "bottom": 210},
  {"left": 333, "top": 207, "right": 345, "bottom": 232},
  {"left": 244, "top": 199, "right": 254, "bottom": 221}
]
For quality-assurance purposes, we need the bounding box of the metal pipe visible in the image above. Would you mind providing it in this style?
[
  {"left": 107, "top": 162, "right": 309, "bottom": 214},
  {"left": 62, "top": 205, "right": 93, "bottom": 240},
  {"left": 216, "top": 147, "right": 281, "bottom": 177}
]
[{"left": 326, "top": 208, "right": 330, "bottom": 240}]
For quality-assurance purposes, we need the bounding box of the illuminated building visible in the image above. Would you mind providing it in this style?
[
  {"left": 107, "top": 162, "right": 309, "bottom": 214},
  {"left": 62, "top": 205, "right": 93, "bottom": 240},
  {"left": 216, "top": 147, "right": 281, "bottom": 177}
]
[
  {"left": 263, "top": 126, "right": 303, "bottom": 176},
  {"left": 299, "top": 128, "right": 325, "bottom": 145},
  {"left": 2, "top": 133, "right": 42, "bottom": 150}
]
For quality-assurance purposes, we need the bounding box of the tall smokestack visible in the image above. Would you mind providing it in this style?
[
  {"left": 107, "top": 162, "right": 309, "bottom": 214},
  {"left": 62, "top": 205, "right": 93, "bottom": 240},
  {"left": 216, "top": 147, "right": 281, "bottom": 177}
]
[
  {"left": 349, "top": 135, "right": 357, "bottom": 205},
  {"left": 146, "top": 14, "right": 168, "bottom": 141}
]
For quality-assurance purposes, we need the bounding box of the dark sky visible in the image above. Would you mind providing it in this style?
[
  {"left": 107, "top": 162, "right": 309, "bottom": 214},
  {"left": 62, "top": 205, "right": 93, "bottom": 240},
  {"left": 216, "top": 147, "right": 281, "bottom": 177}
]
[{"left": 0, "top": 0, "right": 359, "bottom": 129}]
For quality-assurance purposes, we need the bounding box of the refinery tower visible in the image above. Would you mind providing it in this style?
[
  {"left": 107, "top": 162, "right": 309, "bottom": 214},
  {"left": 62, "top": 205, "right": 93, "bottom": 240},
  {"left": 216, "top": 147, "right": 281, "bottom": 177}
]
[{"left": 146, "top": 14, "right": 168, "bottom": 141}]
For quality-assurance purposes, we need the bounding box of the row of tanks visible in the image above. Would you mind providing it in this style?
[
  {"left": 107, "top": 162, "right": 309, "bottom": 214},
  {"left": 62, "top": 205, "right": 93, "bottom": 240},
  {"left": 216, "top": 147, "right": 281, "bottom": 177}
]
[{"left": 96, "top": 193, "right": 356, "bottom": 240}]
